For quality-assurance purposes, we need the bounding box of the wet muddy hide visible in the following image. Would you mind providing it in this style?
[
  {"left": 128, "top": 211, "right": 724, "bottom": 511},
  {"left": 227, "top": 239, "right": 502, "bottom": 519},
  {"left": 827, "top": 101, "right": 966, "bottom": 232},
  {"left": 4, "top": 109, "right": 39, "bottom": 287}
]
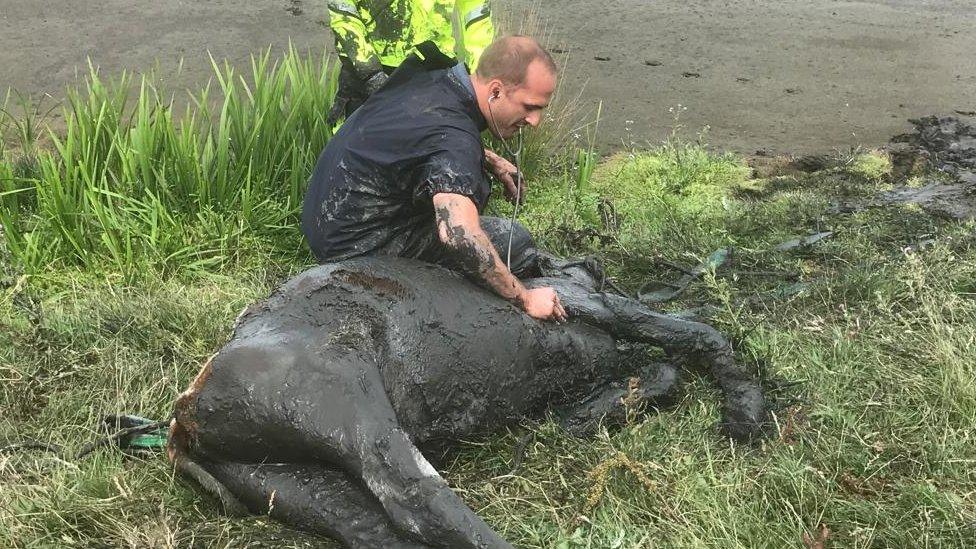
[{"left": 169, "top": 256, "right": 768, "bottom": 548}]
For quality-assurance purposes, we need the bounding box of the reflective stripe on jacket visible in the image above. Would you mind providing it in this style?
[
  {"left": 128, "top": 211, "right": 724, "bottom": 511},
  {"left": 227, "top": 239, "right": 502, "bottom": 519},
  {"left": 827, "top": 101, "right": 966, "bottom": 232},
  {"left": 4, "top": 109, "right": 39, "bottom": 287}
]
[{"left": 327, "top": 0, "right": 494, "bottom": 77}]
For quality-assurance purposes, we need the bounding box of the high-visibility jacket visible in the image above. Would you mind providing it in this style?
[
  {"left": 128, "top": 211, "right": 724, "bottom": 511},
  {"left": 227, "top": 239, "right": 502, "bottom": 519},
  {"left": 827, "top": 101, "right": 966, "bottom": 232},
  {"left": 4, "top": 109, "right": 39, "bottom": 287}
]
[{"left": 327, "top": 0, "right": 494, "bottom": 78}]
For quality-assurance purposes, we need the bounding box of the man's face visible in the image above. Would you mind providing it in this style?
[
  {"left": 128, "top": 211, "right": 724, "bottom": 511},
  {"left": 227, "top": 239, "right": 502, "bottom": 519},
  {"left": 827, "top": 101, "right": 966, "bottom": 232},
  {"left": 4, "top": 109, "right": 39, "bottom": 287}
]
[{"left": 486, "top": 60, "right": 556, "bottom": 139}]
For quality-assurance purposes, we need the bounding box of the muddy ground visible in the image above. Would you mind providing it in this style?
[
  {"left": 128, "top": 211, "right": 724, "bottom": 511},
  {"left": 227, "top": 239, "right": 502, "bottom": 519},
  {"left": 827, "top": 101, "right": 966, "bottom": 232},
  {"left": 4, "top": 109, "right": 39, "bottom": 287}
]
[{"left": 1, "top": 0, "right": 974, "bottom": 154}]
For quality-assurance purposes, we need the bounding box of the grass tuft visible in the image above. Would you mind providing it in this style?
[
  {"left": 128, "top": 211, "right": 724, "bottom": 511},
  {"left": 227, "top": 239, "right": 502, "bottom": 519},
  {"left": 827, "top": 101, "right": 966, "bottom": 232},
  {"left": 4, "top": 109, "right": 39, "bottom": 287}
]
[
  {"left": 848, "top": 149, "right": 893, "bottom": 183},
  {"left": 1, "top": 46, "right": 336, "bottom": 277}
]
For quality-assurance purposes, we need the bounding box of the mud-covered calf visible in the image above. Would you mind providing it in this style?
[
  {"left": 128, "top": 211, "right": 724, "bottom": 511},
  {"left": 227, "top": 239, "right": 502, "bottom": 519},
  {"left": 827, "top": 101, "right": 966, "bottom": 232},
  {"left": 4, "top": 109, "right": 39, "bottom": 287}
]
[{"left": 169, "top": 256, "right": 768, "bottom": 548}]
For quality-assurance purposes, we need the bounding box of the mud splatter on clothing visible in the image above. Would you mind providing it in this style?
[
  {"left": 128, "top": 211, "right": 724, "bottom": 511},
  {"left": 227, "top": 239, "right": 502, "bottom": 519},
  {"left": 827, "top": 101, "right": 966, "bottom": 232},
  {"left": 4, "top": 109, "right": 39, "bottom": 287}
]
[{"left": 302, "top": 56, "right": 489, "bottom": 262}]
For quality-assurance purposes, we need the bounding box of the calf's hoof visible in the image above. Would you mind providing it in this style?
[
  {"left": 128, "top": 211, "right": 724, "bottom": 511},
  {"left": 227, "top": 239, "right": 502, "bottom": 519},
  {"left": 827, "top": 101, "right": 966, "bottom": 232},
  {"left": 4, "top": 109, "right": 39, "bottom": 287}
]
[{"left": 719, "top": 383, "right": 772, "bottom": 442}]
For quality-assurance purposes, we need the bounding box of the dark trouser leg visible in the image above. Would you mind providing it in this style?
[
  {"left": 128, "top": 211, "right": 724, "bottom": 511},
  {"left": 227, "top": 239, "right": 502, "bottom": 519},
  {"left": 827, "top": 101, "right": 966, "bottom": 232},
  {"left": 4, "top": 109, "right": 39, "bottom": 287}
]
[
  {"left": 326, "top": 57, "right": 369, "bottom": 126},
  {"left": 203, "top": 461, "right": 433, "bottom": 549},
  {"left": 478, "top": 217, "right": 540, "bottom": 278},
  {"left": 328, "top": 58, "right": 398, "bottom": 126},
  {"left": 378, "top": 217, "right": 540, "bottom": 279}
]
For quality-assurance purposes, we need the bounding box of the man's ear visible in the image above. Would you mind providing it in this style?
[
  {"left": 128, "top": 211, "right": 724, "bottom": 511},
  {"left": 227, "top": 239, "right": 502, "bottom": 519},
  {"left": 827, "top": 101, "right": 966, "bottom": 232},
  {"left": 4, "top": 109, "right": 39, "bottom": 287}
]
[{"left": 488, "top": 80, "right": 506, "bottom": 102}]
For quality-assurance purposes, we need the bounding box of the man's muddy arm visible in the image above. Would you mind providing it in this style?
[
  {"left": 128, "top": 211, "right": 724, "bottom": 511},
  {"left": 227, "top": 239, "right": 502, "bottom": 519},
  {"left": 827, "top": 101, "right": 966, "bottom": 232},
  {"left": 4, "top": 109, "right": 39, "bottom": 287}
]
[
  {"left": 432, "top": 193, "right": 566, "bottom": 321},
  {"left": 432, "top": 193, "right": 525, "bottom": 301}
]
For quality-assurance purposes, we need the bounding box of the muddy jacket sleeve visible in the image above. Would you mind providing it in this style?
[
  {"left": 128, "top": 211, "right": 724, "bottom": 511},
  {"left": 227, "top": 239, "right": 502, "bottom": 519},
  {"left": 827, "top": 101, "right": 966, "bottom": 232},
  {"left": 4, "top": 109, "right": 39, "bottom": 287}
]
[
  {"left": 413, "top": 132, "right": 489, "bottom": 209},
  {"left": 328, "top": 0, "right": 384, "bottom": 80}
]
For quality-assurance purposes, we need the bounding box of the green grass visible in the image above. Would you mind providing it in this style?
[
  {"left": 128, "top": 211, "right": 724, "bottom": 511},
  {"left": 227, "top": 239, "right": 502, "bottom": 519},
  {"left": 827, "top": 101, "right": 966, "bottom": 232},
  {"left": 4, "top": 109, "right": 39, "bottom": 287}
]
[
  {"left": 472, "top": 140, "right": 975, "bottom": 548},
  {"left": 2, "top": 48, "right": 975, "bottom": 548},
  {"left": 1, "top": 46, "right": 336, "bottom": 277},
  {"left": 847, "top": 150, "right": 893, "bottom": 183}
]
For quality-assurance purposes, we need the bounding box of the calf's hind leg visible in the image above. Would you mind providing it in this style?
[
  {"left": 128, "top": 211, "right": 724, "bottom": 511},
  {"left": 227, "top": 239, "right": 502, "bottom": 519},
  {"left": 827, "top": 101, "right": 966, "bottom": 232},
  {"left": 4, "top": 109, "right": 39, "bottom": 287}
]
[
  {"left": 204, "top": 461, "right": 433, "bottom": 549},
  {"left": 191, "top": 342, "right": 512, "bottom": 549},
  {"left": 346, "top": 411, "right": 513, "bottom": 548}
]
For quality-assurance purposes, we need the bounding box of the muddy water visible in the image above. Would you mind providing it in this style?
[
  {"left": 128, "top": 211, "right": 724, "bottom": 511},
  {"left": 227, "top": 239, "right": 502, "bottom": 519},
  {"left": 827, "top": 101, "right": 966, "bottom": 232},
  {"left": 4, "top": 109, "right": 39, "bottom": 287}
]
[{"left": 1, "top": 0, "right": 974, "bottom": 153}]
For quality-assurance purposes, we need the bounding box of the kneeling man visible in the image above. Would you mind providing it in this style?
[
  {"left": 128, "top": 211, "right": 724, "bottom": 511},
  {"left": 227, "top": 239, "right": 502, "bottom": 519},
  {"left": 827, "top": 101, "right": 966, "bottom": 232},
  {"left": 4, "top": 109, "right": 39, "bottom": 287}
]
[{"left": 302, "top": 35, "right": 566, "bottom": 321}]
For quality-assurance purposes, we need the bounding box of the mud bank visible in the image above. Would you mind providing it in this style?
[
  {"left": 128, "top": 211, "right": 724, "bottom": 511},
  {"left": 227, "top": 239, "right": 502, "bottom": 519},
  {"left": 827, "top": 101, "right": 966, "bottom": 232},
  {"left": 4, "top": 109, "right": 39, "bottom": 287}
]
[
  {"left": 513, "top": 0, "right": 976, "bottom": 154},
  {"left": 2, "top": 1, "right": 975, "bottom": 154},
  {"left": 880, "top": 116, "right": 976, "bottom": 219}
]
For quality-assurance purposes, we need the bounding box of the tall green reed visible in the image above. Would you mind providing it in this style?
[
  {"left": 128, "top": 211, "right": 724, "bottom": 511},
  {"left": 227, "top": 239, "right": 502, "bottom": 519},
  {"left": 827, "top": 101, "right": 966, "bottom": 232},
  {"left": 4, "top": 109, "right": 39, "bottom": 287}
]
[{"left": 0, "top": 45, "right": 337, "bottom": 276}]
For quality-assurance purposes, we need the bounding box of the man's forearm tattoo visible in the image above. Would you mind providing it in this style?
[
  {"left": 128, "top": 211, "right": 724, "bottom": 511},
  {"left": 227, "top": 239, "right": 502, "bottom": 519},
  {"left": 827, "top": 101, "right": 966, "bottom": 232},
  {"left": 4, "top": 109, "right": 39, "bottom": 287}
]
[
  {"left": 434, "top": 206, "right": 520, "bottom": 302},
  {"left": 435, "top": 206, "right": 493, "bottom": 276}
]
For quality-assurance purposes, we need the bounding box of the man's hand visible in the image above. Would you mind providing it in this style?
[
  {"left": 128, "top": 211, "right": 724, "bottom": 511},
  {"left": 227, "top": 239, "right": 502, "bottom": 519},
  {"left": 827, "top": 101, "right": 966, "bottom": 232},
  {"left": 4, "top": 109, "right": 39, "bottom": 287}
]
[
  {"left": 484, "top": 148, "right": 525, "bottom": 204},
  {"left": 519, "top": 287, "right": 568, "bottom": 323}
]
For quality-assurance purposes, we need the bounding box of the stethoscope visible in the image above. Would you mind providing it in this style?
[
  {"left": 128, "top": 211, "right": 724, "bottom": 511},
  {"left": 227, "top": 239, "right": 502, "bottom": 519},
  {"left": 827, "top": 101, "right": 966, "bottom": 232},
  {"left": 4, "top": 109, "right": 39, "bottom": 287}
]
[{"left": 486, "top": 92, "right": 525, "bottom": 270}]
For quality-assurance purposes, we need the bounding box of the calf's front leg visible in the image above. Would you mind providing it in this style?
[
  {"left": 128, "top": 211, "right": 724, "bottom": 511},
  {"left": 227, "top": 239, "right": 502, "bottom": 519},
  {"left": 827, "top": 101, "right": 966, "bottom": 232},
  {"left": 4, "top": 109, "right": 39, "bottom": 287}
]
[
  {"left": 556, "top": 361, "right": 681, "bottom": 436},
  {"left": 531, "top": 278, "right": 770, "bottom": 441}
]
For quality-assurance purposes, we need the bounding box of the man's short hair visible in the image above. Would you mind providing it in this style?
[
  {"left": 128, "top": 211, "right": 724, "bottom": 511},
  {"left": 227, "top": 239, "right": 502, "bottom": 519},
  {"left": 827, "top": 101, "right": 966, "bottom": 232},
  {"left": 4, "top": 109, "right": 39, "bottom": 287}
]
[{"left": 475, "top": 35, "right": 557, "bottom": 87}]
